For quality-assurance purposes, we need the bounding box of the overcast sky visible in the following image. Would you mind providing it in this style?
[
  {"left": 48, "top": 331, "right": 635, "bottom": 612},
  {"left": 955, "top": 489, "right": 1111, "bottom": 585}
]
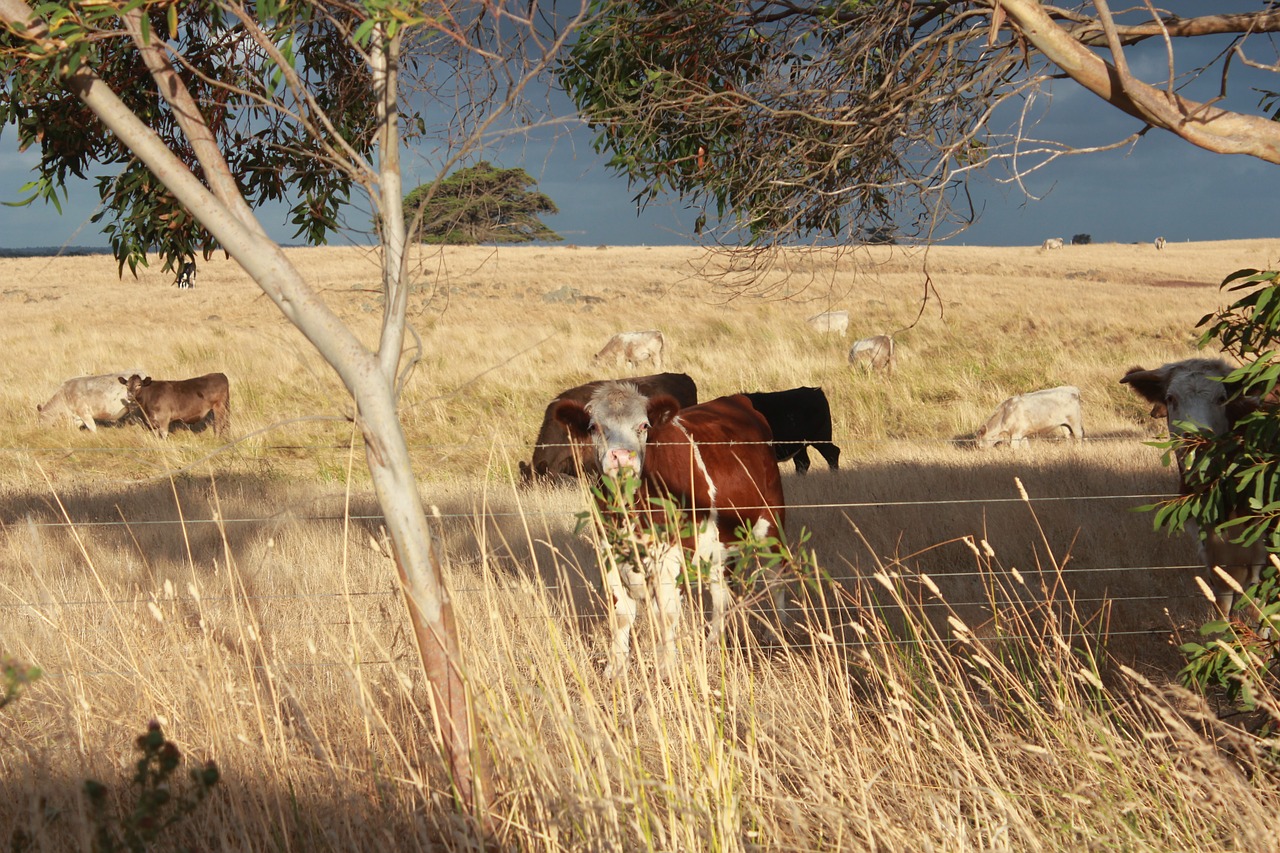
[{"left": 1, "top": 5, "right": 1276, "bottom": 251}]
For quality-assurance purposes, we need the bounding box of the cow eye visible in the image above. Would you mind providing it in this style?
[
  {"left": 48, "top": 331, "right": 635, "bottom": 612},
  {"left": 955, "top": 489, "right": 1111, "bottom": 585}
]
[{"left": 637, "top": 422, "right": 649, "bottom": 436}]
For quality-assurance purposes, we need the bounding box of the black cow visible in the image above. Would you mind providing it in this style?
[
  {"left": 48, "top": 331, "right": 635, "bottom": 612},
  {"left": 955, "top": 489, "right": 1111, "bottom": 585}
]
[
  {"left": 742, "top": 387, "right": 840, "bottom": 474},
  {"left": 174, "top": 260, "right": 197, "bottom": 289}
]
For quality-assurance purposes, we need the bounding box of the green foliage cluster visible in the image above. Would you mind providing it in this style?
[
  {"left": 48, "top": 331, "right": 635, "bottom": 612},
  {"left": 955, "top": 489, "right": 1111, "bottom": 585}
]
[
  {"left": 4, "top": 661, "right": 219, "bottom": 853},
  {"left": 0, "top": 3, "right": 381, "bottom": 274},
  {"left": 1, "top": 657, "right": 40, "bottom": 711},
  {"left": 577, "top": 468, "right": 822, "bottom": 599},
  {"left": 1153, "top": 269, "right": 1280, "bottom": 712},
  {"left": 81, "top": 721, "right": 220, "bottom": 853},
  {"left": 402, "top": 161, "right": 561, "bottom": 245},
  {"left": 558, "top": 2, "right": 980, "bottom": 244}
]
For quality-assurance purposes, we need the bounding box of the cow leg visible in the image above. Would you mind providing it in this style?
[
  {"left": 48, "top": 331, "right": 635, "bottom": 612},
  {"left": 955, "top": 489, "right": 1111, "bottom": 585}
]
[
  {"left": 1067, "top": 414, "right": 1084, "bottom": 443},
  {"left": 792, "top": 448, "right": 812, "bottom": 475},
  {"left": 698, "top": 520, "right": 733, "bottom": 643},
  {"left": 649, "top": 543, "right": 684, "bottom": 676},
  {"left": 818, "top": 442, "right": 841, "bottom": 470},
  {"left": 76, "top": 410, "right": 97, "bottom": 432},
  {"left": 754, "top": 517, "right": 790, "bottom": 627},
  {"left": 603, "top": 561, "right": 641, "bottom": 678}
]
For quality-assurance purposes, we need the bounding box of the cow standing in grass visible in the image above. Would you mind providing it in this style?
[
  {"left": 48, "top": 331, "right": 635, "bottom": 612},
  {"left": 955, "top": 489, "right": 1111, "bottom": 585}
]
[
  {"left": 121, "top": 373, "right": 231, "bottom": 438},
  {"left": 742, "top": 387, "right": 841, "bottom": 474},
  {"left": 592, "top": 330, "right": 665, "bottom": 372},
  {"left": 555, "top": 381, "right": 786, "bottom": 677},
  {"left": 1121, "top": 358, "right": 1268, "bottom": 615},
  {"left": 976, "top": 386, "right": 1083, "bottom": 449},
  {"left": 37, "top": 369, "right": 146, "bottom": 431}
]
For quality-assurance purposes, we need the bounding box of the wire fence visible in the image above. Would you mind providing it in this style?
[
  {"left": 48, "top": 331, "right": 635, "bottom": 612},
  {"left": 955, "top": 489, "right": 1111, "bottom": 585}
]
[{"left": 1, "top": 434, "right": 1211, "bottom": 680}]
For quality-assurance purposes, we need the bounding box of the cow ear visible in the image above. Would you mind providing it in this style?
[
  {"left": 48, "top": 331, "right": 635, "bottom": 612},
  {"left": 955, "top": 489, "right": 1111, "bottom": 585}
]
[
  {"left": 1119, "top": 366, "right": 1167, "bottom": 407},
  {"left": 646, "top": 394, "right": 682, "bottom": 428},
  {"left": 118, "top": 376, "right": 127, "bottom": 385},
  {"left": 142, "top": 377, "right": 153, "bottom": 386},
  {"left": 553, "top": 399, "right": 593, "bottom": 439}
]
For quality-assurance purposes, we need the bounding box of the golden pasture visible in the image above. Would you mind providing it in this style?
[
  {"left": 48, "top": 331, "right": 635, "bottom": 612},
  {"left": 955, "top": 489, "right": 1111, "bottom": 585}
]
[{"left": 2, "top": 239, "right": 1279, "bottom": 850}]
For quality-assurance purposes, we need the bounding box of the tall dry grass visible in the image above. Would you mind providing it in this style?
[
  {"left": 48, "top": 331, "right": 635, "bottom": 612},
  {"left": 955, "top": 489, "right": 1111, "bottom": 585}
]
[{"left": 3, "top": 240, "right": 1280, "bottom": 850}]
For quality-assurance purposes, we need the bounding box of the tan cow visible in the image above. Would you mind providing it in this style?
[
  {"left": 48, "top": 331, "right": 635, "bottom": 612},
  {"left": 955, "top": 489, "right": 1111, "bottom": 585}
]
[
  {"left": 848, "top": 335, "right": 896, "bottom": 374},
  {"left": 121, "top": 373, "right": 231, "bottom": 438},
  {"left": 1041, "top": 237, "right": 1064, "bottom": 251},
  {"left": 37, "top": 369, "right": 147, "bottom": 431},
  {"left": 592, "top": 330, "right": 665, "bottom": 371},
  {"left": 976, "top": 386, "right": 1083, "bottom": 449},
  {"left": 807, "top": 310, "right": 849, "bottom": 335}
]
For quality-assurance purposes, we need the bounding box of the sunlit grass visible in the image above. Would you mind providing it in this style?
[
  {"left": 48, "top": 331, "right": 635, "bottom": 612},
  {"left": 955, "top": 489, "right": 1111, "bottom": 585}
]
[{"left": 3, "top": 240, "right": 1280, "bottom": 849}]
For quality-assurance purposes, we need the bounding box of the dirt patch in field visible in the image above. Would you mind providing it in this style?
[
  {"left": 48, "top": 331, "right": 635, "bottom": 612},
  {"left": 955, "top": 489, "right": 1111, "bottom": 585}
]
[{"left": 1148, "top": 279, "right": 1212, "bottom": 289}]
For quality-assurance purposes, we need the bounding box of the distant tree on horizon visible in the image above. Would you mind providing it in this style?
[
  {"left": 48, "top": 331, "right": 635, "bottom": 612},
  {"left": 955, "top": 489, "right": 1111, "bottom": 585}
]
[{"left": 403, "top": 162, "right": 561, "bottom": 245}]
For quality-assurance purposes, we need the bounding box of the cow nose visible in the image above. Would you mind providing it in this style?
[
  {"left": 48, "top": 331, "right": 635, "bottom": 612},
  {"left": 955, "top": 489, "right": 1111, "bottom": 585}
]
[{"left": 603, "top": 448, "right": 639, "bottom": 476}]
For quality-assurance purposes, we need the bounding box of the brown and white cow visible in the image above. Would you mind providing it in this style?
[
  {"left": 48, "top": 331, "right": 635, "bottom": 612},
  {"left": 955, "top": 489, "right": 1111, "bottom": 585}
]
[
  {"left": 848, "top": 335, "right": 896, "bottom": 374},
  {"left": 592, "top": 330, "right": 665, "bottom": 372},
  {"left": 120, "top": 373, "right": 231, "bottom": 438},
  {"left": 554, "top": 382, "right": 786, "bottom": 677},
  {"left": 1121, "top": 358, "right": 1268, "bottom": 615},
  {"left": 37, "top": 369, "right": 146, "bottom": 431},
  {"left": 976, "top": 386, "right": 1083, "bottom": 449},
  {"left": 519, "top": 372, "right": 697, "bottom": 485}
]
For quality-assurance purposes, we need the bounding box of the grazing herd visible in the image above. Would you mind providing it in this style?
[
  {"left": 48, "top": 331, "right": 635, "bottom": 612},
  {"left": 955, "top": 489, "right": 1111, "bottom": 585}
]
[
  {"left": 35, "top": 309, "right": 1267, "bottom": 675},
  {"left": 38, "top": 371, "right": 230, "bottom": 438}
]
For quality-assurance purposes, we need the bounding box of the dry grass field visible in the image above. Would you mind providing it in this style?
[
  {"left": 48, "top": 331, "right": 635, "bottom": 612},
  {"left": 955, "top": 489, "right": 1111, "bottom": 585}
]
[{"left": 3, "top": 239, "right": 1280, "bottom": 850}]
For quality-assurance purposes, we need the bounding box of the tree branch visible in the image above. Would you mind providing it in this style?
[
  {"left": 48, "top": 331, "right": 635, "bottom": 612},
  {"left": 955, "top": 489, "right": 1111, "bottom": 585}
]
[{"left": 997, "top": 0, "right": 1280, "bottom": 164}]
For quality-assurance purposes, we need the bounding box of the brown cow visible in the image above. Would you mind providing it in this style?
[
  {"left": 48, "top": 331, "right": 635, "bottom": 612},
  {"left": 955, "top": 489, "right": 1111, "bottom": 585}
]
[
  {"left": 120, "top": 373, "right": 231, "bottom": 438},
  {"left": 519, "top": 372, "right": 697, "bottom": 485},
  {"left": 555, "top": 382, "right": 785, "bottom": 677}
]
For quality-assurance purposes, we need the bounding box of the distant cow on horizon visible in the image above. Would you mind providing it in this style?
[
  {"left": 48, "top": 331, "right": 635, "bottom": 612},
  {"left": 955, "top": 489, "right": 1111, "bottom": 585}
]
[
  {"left": 976, "top": 386, "right": 1083, "bottom": 449},
  {"left": 38, "top": 369, "right": 146, "bottom": 431},
  {"left": 174, "top": 260, "right": 197, "bottom": 289},
  {"left": 1041, "top": 237, "right": 1064, "bottom": 251},
  {"left": 121, "top": 373, "right": 230, "bottom": 438},
  {"left": 1154, "top": 236, "right": 1167, "bottom": 251},
  {"left": 593, "top": 330, "right": 665, "bottom": 371}
]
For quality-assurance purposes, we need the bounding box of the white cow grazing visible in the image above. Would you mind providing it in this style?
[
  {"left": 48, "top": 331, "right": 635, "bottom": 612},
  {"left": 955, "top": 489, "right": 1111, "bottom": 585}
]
[
  {"left": 1121, "top": 358, "right": 1267, "bottom": 616},
  {"left": 848, "top": 335, "right": 896, "bottom": 374},
  {"left": 1041, "top": 237, "right": 1064, "bottom": 251},
  {"left": 976, "top": 386, "right": 1083, "bottom": 449},
  {"left": 37, "top": 369, "right": 147, "bottom": 431},
  {"left": 807, "top": 310, "right": 849, "bottom": 335},
  {"left": 593, "top": 330, "right": 665, "bottom": 371},
  {"left": 1154, "top": 236, "right": 1167, "bottom": 251}
]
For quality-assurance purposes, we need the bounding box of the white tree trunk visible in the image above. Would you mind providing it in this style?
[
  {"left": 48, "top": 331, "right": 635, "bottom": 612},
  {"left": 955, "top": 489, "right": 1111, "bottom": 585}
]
[{"left": 0, "top": 0, "right": 483, "bottom": 814}]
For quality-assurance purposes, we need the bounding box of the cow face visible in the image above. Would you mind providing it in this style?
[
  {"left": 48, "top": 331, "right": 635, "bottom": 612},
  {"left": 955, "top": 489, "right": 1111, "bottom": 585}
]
[
  {"left": 553, "top": 382, "right": 682, "bottom": 478},
  {"left": 119, "top": 374, "right": 153, "bottom": 407},
  {"left": 1121, "top": 360, "right": 1235, "bottom": 438}
]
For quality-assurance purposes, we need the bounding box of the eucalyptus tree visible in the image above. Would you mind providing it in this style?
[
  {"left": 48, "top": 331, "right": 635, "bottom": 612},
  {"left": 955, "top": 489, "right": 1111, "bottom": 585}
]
[
  {"left": 0, "top": 0, "right": 586, "bottom": 816},
  {"left": 562, "top": 2, "right": 1280, "bottom": 251}
]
